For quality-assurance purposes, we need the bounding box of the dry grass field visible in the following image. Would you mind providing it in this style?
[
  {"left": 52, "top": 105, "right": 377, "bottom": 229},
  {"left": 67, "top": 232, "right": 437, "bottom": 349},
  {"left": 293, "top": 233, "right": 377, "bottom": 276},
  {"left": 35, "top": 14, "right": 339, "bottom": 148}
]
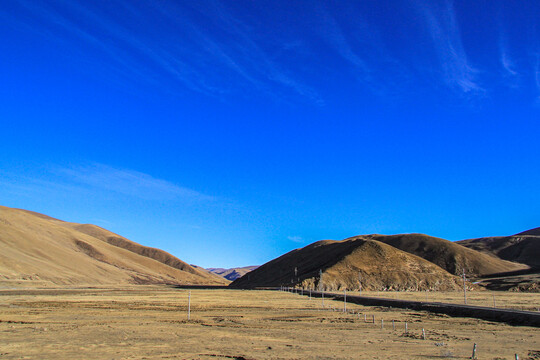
[{"left": 0, "top": 287, "right": 538, "bottom": 359}]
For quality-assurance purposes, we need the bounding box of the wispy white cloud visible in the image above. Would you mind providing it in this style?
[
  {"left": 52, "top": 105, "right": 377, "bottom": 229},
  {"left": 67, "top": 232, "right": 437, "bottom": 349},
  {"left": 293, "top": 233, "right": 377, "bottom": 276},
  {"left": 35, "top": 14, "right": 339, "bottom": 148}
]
[
  {"left": 314, "top": 6, "right": 370, "bottom": 75},
  {"left": 311, "top": 2, "right": 405, "bottom": 98},
  {"left": 9, "top": 1, "right": 175, "bottom": 92},
  {"left": 171, "top": 0, "right": 324, "bottom": 104},
  {"left": 0, "top": 174, "right": 87, "bottom": 198},
  {"left": 151, "top": 3, "right": 272, "bottom": 96},
  {"left": 51, "top": 1, "right": 216, "bottom": 96},
  {"left": 90, "top": 218, "right": 114, "bottom": 227},
  {"left": 55, "top": 164, "right": 211, "bottom": 201},
  {"left": 0, "top": 163, "right": 211, "bottom": 202},
  {"left": 500, "top": 50, "right": 518, "bottom": 77},
  {"left": 287, "top": 235, "right": 304, "bottom": 243},
  {"left": 535, "top": 54, "right": 540, "bottom": 104},
  {"left": 4, "top": 0, "right": 321, "bottom": 104},
  {"left": 497, "top": 28, "right": 520, "bottom": 86},
  {"left": 417, "top": 0, "right": 482, "bottom": 94}
]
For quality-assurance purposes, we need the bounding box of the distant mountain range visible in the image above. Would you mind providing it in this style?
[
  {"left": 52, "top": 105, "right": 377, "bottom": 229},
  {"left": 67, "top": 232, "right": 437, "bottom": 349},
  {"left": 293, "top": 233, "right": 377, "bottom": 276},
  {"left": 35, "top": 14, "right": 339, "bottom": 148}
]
[{"left": 206, "top": 266, "right": 259, "bottom": 281}]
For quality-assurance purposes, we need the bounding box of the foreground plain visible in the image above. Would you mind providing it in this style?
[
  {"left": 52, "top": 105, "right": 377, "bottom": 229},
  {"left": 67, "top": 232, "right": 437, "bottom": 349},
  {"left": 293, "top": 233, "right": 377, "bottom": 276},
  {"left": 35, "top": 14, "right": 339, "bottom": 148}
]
[{"left": 0, "top": 287, "right": 538, "bottom": 359}]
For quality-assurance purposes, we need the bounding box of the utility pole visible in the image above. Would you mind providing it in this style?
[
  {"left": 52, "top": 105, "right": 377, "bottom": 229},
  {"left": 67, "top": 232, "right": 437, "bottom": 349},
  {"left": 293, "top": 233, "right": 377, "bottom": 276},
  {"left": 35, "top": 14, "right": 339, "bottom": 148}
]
[
  {"left": 319, "top": 269, "right": 324, "bottom": 306},
  {"left": 462, "top": 270, "right": 467, "bottom": 305},
  {"left": 358, "top": 272, "right": 362, "bottom": 295}
]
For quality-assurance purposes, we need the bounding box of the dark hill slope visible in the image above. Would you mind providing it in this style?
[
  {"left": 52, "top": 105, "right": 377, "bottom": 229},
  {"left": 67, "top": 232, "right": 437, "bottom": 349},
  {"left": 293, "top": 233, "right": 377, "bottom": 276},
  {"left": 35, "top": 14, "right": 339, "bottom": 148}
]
[
  {"left": 516, "top": 227, "right": 540, "bottom": 236},
  {"left": 231, "top": 237, "right": 464, "bottom": 291},
  {"left": 69, "top": 223, "right": 218, "bottom": 279},
  {"left": 457, "top": 234, "right": 540, "bottom": 267},
  {"left": 362, "top": 234, "right": 527, "bottom": 276}
]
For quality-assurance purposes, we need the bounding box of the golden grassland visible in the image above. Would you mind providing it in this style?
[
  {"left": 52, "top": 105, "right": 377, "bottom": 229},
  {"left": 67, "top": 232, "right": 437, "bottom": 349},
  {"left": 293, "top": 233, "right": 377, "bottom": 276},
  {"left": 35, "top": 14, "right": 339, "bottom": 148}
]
[{"left": 0, "top": 287, "right": 538, "bottom": 359}]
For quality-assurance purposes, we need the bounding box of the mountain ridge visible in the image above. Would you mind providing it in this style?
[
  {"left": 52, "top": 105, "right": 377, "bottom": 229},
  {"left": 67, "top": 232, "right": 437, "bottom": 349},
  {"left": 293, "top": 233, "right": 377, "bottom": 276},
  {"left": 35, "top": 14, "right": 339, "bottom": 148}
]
[
  {"left": 457, "top": 234, "right": 540, "bottom": 267},
  {"left": 360, "top": 233, "right": 527, "bottom": 275}
]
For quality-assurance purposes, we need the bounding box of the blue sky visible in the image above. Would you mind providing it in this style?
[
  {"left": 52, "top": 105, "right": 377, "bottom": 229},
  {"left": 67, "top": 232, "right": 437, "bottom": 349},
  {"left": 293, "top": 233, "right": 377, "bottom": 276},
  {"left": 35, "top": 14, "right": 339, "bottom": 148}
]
[{"left": 1, "top": 0, "right": 539, "bottom": 268}]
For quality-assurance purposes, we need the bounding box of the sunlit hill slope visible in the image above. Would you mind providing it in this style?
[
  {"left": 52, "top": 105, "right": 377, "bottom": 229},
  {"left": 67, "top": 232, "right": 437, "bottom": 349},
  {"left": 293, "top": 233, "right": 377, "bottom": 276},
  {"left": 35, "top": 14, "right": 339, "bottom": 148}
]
[
  {"left": 0, "top": 205, "right": 228, "bottom": 287},
  {"left": 231, "top": 237, "right": 469, "bottom": 291}
]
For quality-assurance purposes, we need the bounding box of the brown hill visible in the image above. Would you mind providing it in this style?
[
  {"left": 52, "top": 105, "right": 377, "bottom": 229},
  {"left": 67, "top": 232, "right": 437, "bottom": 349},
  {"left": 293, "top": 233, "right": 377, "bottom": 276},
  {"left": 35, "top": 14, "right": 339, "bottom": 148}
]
[
  {"left": 231, "top": 237, "right": 466, "bottom": 291},
  {"left": 0, "top": 205, "right": 228, "bottom": 287},
  {"left": 457, "top": 234, "right": 540, "bottom": 267},
  {"left": 68, "top": 223, "right": 211, "bottom": 278},
  {"left": 207, "top": 266, "right": 259, "bottom": 281},
  {"left": 360, "top": 234, "right": 527, "bottom": 276}
]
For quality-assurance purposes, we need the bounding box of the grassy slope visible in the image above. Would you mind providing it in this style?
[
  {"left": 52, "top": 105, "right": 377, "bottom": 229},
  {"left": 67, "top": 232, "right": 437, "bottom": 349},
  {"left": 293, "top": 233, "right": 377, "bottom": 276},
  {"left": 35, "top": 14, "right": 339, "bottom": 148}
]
[
  {"left": 231, "top": 237, "right": 464, "bottom": 291},
  {"left": 0, "top": 205, "right": 228, "bottom": 286},
  {"left": 457, "top": 234, "right": 540, "bottom": 267},
  {"left": 363, "top": 234, "right": 528, "bottom": 276}
]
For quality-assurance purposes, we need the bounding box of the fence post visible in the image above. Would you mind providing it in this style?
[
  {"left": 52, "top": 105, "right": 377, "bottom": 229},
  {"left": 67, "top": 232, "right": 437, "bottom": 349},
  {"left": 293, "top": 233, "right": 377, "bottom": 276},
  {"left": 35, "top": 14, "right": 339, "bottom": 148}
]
[
  {"left": 462, "top": 270, "right": 468, "bottom": 305},
  {"left": 344, "top": 289, "right": 347, "bottom": 313},
  {"left": 188, "top": 290, "right": 191, "bottom": 321}
]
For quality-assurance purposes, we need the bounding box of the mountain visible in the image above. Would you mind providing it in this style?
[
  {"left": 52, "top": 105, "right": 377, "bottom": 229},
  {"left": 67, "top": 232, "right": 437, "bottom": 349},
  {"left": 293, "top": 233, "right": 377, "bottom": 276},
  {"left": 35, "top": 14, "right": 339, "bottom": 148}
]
[
  {"left": 68, "top": 223, "right": 208, "bottom": 277},
  {"left": 207, "top": 266, "right": 259, "bottom": 281},
  {"left": 0, "top": 205, "right": 228, "bottom": 287},
  {"left": 230, "top": 237, "right": 466, "bottom": 291},
  {"left": 456, "top": 228, "right": 540, "bottom": 291},
  {"left": 360, "top": 234, "right": 527, "bottom": 276},
  {"left": 457, "top": 233, "right": 540, "bottom": 267}
]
